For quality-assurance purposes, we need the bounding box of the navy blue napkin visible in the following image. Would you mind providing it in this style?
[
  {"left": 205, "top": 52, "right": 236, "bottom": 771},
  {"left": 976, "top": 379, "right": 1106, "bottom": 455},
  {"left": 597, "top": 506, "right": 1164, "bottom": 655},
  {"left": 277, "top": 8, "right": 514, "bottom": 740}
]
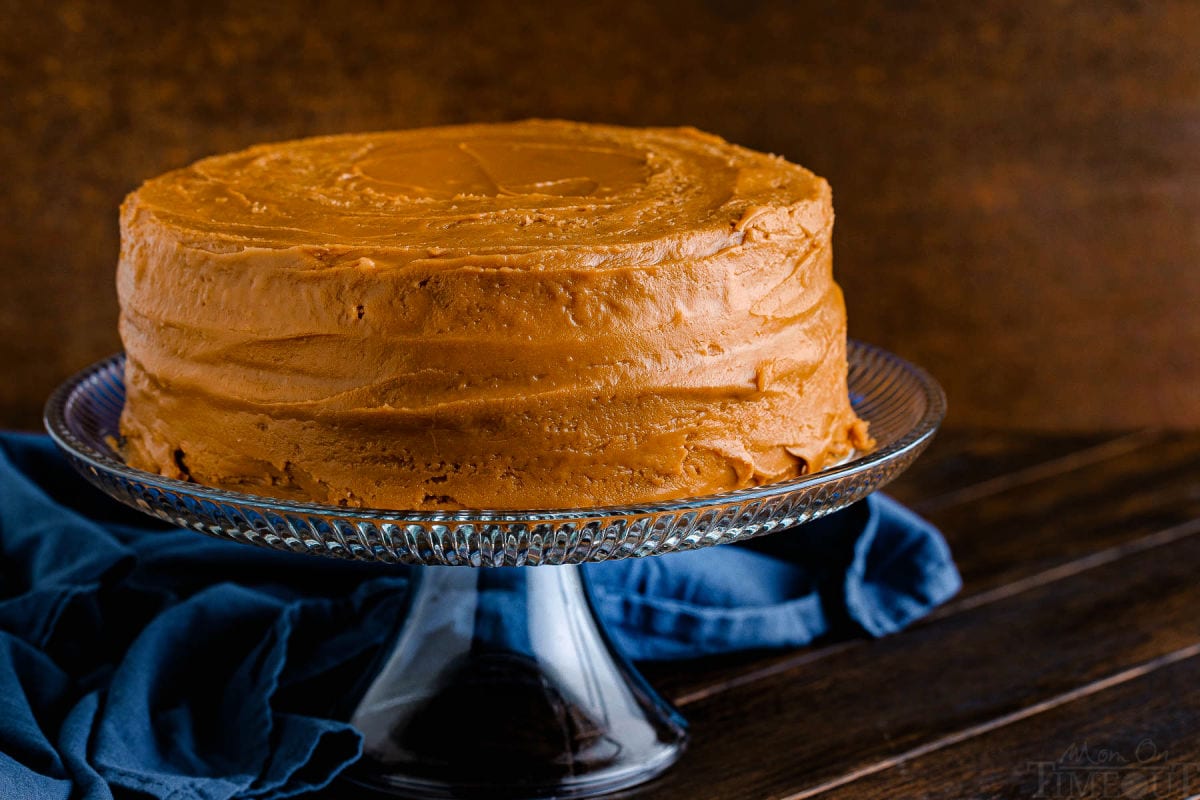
[{"left": 0, "top": 431, "right": 959, "bottom": 799}]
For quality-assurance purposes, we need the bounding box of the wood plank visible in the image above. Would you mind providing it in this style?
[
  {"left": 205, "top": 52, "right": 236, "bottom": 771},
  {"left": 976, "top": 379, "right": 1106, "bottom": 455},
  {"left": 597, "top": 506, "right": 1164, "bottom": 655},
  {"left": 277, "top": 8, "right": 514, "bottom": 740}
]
[
  {"left": 644, "top": 431, "right": 1200, "bottom": 702},
  {"left": 808, "top": 646, "right": 1200, "bottom": 800},
  {"left": 931, "top": 431, "right": 1200, "bottom": 599},
  {"left": 640, "top": 511, "right": 1200, "bottom": 799},
  {"left": 885, "top": 429, "right": 1144, "bottom": 510}
]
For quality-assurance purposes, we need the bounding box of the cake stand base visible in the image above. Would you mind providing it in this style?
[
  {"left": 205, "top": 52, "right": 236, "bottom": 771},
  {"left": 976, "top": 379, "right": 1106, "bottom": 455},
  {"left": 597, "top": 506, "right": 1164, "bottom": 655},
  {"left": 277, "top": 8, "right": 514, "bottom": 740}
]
[{"left": 342, "top": 564, "right": 688, "bottom": 798}]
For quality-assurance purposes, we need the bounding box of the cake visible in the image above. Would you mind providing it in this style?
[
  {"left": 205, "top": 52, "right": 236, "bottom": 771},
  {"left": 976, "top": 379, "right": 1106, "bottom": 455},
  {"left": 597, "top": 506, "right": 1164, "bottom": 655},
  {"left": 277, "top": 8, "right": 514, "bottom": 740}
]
[{"left": 117, "top": 120, "right": 871, "bottom": 510}]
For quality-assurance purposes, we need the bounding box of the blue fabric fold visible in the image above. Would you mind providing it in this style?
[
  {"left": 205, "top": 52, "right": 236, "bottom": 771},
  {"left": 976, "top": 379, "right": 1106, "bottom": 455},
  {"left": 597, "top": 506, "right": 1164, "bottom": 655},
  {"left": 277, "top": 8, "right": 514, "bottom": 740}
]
[
  {"left": 589, "top": 492, "right": 961, "bottom": 657},
  {"left": 0, "top": 431, "right": 959, "bottom": 799}
]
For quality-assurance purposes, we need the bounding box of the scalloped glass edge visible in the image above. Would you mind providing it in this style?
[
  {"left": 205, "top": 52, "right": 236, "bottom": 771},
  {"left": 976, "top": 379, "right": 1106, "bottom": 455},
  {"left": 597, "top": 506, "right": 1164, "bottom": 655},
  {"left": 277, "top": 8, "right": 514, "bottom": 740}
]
[{"left": 44, "top": 340, "right": 945, "bottom": 566}]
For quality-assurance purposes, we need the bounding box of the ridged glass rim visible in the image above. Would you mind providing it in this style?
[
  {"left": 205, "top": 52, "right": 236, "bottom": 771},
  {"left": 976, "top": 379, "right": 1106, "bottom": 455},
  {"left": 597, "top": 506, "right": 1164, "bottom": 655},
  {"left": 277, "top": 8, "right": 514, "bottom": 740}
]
[{"left": 44, "top": 340, "right": 945, "bottom": 524}]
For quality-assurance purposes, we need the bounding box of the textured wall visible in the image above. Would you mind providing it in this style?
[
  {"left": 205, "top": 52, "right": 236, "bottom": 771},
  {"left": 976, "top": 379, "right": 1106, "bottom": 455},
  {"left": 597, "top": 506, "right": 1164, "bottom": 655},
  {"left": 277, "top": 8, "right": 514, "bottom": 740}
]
[{"left": 2, "top": 0, "right": 1198, "bottom": 429}]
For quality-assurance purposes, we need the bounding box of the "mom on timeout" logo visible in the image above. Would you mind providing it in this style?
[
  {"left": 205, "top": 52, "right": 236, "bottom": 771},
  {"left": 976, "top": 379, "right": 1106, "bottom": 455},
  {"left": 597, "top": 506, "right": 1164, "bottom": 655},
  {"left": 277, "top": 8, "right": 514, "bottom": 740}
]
[{"left": 1026, "top": 740, "right": 1198, "bottom": 798}]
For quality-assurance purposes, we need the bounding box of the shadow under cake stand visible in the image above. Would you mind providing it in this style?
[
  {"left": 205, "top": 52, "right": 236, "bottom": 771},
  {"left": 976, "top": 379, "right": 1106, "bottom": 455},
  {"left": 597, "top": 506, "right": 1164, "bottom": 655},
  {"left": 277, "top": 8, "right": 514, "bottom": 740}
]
[{"left": 45, "top": 340, "right": 944, "bottom": 799}]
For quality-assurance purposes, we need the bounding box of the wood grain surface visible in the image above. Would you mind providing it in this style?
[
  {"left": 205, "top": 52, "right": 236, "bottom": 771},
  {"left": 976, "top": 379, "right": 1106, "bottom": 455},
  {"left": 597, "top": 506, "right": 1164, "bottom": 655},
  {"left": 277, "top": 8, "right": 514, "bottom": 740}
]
[
  {"left": 814, "top": 651, "right": 1200, "bottom": 800},
  {"left": 2, "top": 0, "right": 1199, "bottom": 430}
]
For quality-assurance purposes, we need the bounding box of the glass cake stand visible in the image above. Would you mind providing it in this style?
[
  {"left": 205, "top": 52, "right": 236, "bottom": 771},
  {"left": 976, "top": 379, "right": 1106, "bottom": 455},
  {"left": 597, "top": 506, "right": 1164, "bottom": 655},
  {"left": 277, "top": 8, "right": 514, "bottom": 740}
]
[{"left": 44, "top": 341, "right": 944, "bottom": 799}]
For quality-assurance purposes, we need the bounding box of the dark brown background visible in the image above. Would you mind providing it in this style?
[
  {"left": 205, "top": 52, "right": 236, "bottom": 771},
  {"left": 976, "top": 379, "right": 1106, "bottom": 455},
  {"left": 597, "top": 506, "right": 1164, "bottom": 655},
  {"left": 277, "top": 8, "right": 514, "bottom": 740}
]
[{"left": 2, "top": 0, "right": 1197, "bottom": 430}]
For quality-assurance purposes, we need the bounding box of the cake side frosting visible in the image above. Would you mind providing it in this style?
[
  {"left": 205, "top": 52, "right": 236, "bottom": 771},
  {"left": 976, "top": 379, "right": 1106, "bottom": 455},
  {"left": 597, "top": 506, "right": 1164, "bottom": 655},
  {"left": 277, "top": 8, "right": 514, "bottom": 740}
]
[{"left": 117, "top": 120, "right": 871, "bottom": 509}]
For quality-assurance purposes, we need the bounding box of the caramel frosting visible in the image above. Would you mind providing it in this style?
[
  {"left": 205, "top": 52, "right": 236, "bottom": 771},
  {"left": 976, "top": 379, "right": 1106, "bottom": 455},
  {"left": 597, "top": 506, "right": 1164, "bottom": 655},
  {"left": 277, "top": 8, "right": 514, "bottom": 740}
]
[{"left": 118, "top": 120, "right": 870, "bottom": 510}]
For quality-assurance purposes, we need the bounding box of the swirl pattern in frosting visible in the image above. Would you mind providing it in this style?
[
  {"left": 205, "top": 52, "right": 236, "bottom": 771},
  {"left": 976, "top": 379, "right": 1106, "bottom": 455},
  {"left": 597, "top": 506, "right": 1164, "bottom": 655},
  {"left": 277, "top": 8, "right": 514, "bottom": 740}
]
[{"left": 117, "top": 120, "right": 871, "bottom": 509}]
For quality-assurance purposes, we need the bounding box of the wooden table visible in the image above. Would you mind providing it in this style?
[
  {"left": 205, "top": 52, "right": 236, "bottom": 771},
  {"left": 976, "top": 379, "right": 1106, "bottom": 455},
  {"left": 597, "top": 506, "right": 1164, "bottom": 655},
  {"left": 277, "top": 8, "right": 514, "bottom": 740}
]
[
  {"left": 301, "top": 428, "right": 1199, "bottom": 799},
  {"left": 623, "top": 429, "right": 1200, "bottom": 799}
]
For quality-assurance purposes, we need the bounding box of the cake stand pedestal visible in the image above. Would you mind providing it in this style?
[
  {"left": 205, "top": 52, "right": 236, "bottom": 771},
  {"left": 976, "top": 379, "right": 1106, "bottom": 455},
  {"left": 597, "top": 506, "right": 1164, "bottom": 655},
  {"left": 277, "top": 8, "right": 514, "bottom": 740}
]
[
  {"left": 344, "top": 565, "right": 685, "bottom": 797},
  {"left": 45, "top": 341, "right": 944, "bottom": 799}
]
